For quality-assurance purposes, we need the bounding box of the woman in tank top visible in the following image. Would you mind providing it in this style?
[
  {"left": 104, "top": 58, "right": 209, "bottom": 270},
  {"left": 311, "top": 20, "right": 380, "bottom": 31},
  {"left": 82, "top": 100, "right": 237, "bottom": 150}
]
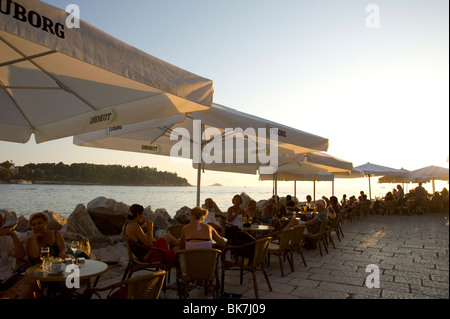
[{"left": 180, "top": 207, "right": 226, "bottom": 250}]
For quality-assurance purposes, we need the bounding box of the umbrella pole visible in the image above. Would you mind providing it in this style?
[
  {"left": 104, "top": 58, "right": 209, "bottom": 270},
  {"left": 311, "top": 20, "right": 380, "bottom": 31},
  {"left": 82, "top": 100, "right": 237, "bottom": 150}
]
[
  {"left": 332, "top": 180, "right": 335, "bottom": 197},
  {"left": 368, "top": 175, "right": 372, "bottom": 201},
  {"left": 294, "top": 180, "right": 297, "bottom": 198},
  {"left": 196, "top": 164, "right": 201, "bottom": 207},
  {"left": 313, "top": 180, "right": 316, "bottom": 202}
]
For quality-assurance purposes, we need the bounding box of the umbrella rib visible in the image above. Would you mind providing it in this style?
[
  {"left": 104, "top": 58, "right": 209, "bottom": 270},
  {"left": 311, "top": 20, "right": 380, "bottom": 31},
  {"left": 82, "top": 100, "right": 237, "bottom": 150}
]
[
  {"left": 0, "top": 50, "right": 57, "bottom": 68},
  {"left": 0, "top": 80, "right": 36, "bottom": 130},
  {"left": 0, "top": 35, "right": 99, "bottom": 111}
]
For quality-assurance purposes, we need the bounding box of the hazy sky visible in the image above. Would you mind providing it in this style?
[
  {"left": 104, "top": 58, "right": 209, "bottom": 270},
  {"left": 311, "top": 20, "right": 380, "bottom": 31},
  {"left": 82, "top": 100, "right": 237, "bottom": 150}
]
[{"left": 1, "top": 0, "right": 448, "bottom": 192}]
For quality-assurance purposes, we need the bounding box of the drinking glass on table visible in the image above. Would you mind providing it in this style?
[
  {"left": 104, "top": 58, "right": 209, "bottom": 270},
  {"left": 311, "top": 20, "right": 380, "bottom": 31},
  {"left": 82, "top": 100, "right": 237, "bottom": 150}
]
[
  {"left": 40, "top": 247, "right": 51, "bottom": 271},
  {"left": 40, "top": 247, "right": 50, "bottom": 261}
]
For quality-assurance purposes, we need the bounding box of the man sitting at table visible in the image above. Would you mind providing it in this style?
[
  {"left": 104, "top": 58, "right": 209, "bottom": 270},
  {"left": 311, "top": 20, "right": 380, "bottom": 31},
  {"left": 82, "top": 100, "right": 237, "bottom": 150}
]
[{"left": 283, "top": 199, "right": 329, "bottom": 235}]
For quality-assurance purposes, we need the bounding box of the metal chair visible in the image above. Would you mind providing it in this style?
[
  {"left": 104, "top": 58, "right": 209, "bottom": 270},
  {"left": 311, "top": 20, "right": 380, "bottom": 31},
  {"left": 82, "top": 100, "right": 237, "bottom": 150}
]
[
  {"left": 267, "top": 228, "right": 294, "bottom": 277},
  {"left": 221, "top": 237, "right": 272, "bottom": 299},
  {"left": 289, "top": 224, "right": 307, "bottom": 267},
  {"left": 80, "top": 270, "right": 166, "bottom": 299},
  {"left": 121, "top": 233, "right": 168, "bottom": 281},
  {"left": 175, "top": 248, "right": 222, "bottom": 299},
  {"left": 303, "top": 220, "right": 330, "bottom": 257}
]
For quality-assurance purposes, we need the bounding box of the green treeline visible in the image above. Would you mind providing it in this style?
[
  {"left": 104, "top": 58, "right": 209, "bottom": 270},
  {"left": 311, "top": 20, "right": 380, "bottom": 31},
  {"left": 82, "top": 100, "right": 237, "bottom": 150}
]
[{"left": 0, "top": 161, "right": 190, "bottom": 186}]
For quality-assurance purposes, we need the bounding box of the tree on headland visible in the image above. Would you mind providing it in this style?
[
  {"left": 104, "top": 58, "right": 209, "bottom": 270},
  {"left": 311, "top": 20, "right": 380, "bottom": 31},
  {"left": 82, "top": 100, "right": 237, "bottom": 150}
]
[{"left": 0, "top": 162, "right": 190, "bottom": 186}]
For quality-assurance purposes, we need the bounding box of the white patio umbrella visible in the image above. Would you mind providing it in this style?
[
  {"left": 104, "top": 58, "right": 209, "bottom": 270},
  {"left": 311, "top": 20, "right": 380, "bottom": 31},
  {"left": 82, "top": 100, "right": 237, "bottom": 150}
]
[
  {"left": 74, "top": 103, "right": 329, "bottom": 205},
  {"left": 353, "top": 162, "right": 405, "bottom": 200},
  {"left": 406, "top": 165, "right": 449, "bottom": 193},
  {"left": 378, "top": 168, "right": 412, "bottom": 184},
  {"left": 259, "top": 152, "right": 353, "bottom": 200},
  {"left": 0, "top": 0, "right": 213, "bottom": 144}
]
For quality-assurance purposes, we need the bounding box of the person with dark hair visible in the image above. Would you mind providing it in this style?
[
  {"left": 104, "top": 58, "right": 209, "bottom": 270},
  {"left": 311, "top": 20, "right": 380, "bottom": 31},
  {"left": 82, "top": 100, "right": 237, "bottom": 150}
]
[
  {"left": 330, "top": 196, "right": 341, "bottom": 215},
  {"left": 285, "top": 195, "right": 301, "bottom": 214},
  {"left": 122, "top": 204, "right": 180, "bottom": 269},
  {"left": 227, "top": 194, "right": 244, "bottom": 226}
]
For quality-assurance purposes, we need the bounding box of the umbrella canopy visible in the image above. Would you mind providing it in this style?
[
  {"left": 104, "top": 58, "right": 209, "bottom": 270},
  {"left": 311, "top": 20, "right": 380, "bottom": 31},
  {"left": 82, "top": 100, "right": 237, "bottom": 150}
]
[
  {"left": 406, "top": 165, "right": 449, "bottom": 193},
  {"left": 350, "top": 162, "right": 405, "bottom": 200},
  {"left": 407, "top": 165, "right": 449, "bottom": 182},
  {"left": 259, "top": 152, "right": 352, "bottom": 199},
  {"left": 74, "top": 103, "right": 329, "bottom": 164},
  {"left": 354, "top": 162, "right": 405, "bottom": 176},
  {"left": 74, "top": 103, "right": 329, "bottom": 204},
  {"left": 378, "top": 168, "right": 412, "bottom": 184},
  {"left": 0, "top": 0, "right": 213, "bottom": 144}
]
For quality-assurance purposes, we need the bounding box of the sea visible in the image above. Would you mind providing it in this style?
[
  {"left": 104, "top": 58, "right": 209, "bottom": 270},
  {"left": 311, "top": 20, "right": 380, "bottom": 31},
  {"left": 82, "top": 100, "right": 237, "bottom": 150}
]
[{"left": 0, "top": 180, "right": 445, "bottom": 219}]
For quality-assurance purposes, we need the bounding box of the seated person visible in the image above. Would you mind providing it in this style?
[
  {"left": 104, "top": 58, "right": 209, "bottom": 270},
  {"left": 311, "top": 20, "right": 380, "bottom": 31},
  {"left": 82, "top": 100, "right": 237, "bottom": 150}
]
[
  {"left": 284, "top": 199, "right": 329, "bottom": 234},
  {"left": 202, "top": 198, "right": 226, "bottom": 236},
  {"left": 25, "top": 212, "right": 72, "bottom": 264},
  {"left": 329, "top": 196, "right": 341, "bottom": 215},
  {"left": 122, "top": 204, "right": 180, "bottom": 269},
  {"left": 180, "top": 207, "right": 226, "bottom": 250},
  {"left": 285, "top": 195, "right": 301, "bottom": 213},
  {"left": 304, "top": 195, "right": 316, "bottom": 211},
  {"left": 261, "top": 198, "right": 277, "bottom": 225},
  {"left": 243, "top": 200, "right": 259, "bottom": 224},
  {"left": 1, "top": 212, "right": 37, "bottom": 299},
  {"left": 227, "top": 194, "right": 245, "bottom": 226}
]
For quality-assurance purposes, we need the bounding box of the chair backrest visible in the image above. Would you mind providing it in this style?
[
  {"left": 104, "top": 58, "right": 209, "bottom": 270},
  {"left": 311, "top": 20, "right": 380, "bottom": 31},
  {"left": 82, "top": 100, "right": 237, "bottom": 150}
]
[
  {"left": 317, "top": 220, "right": 329, "bottom": 235},
  {"left": 251, "top": 237, "right": 271, "bottom": 267},
  {"left": 289, "top": 225, "right": 305, "bottom": 247},
  {"left": 127, "top": 270, "right": 166, "bottom": 299},
  {"left": 167, "top": 224, "right": 184, "bottom": 240},
  {"left": 278, "top": 228, "right": 294, "bottom": 251},
  {"left": 177, "top": 249, "right": 221, "bottom": 281},
  {"left": 121, "top": 233, "right": 136, "bottom": 263},
  {"left": 121, "top": 232, "right": 148, "bottom": 265}
]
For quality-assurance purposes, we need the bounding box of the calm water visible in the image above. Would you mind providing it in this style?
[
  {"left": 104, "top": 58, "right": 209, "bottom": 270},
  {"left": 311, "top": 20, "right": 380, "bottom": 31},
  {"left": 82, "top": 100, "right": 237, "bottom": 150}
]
[
  {"left": 0, "top": 184, "right": 288, "bottom": 218},
  {"left": 1, "top": 180, "right": 444, "bottom": 218}
]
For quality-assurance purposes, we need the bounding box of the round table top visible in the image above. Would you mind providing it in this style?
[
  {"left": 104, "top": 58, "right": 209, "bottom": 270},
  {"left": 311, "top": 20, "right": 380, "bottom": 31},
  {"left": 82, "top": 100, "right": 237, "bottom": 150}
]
[
  {"left": 239, "top": 224, "right": 274, "bottom": 232},
  {"left": 26, "top": 259, "right": 108, "bottom": 282}
]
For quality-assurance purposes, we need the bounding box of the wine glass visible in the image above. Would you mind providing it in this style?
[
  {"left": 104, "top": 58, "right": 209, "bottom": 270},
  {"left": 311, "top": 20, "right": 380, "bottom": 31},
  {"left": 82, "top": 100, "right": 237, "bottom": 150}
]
[
  {"left": 40, "top": 247, "right": 50, "bottom": 261},
  {"left": 40, "top": 247, "right": 50, "bottom": 271},
  {"left": 70, "top": 241, "right": 79, "bottom": 257}
]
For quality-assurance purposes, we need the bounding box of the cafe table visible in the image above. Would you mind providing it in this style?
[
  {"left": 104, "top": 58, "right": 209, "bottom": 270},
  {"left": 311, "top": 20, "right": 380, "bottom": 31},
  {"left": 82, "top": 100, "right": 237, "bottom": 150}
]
[
  {"left": 26, "top": 259, "right": 108, "bottom": 298},
  {"left": 238, "top": 224, "right": 274, "bottom": 236}
]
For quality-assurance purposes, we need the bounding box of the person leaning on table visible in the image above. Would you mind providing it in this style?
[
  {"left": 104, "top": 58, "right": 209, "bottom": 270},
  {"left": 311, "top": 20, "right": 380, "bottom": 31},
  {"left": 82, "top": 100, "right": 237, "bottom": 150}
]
[
  {"left": 25, "top": 212, "right": 72, "bottom": 265},
  {"left": 283, "top": 199, "right": 329, "bottom": 234}
]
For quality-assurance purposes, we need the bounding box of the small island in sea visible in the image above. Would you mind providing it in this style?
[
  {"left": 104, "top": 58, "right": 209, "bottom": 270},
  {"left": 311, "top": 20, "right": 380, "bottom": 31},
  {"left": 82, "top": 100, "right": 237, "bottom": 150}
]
[{"left": 210, "top": 183, "right": 223, "bottom": 186}]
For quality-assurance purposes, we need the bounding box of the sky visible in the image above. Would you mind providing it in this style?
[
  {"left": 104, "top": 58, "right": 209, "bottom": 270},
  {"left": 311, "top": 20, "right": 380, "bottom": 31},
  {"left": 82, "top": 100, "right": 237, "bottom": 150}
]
[{"left": 0, "top": 0, "right": 449, "bottom": 194}]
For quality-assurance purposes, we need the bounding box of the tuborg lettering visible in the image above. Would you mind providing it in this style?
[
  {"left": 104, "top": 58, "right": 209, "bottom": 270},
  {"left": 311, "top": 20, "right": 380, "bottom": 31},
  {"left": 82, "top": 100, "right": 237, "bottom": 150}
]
[
  {"left": 89, "top": 113, "right": 112, "bottom": 125},
  {"left": 0, "top": 0, "right": 65, "bottom": 38},
  {"left": 141, "top": 145, "right": 159, "bottom": 152}
]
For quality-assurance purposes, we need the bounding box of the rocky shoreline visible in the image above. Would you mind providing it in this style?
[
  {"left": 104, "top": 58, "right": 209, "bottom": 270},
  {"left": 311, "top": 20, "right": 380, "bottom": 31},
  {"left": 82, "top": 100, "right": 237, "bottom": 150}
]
[{"left": 1, "top": 192, "right": 263, "bottom": 266}]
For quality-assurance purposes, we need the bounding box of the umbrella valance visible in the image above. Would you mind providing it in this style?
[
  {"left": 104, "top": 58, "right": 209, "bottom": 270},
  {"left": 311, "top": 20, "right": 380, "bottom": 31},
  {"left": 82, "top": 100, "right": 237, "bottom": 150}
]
[{"left": 0, "top": 0, "right": 213, "bottom": 143}]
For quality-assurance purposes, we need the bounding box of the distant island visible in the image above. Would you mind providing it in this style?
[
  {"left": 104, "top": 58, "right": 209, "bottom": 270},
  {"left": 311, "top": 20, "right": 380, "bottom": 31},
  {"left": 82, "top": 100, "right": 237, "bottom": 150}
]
[
  {"left": 0, "top": 161, "right": 190, "bottom": 186},
  {"left": 210, "top": 183, "right": 223, "bottom": 186}
]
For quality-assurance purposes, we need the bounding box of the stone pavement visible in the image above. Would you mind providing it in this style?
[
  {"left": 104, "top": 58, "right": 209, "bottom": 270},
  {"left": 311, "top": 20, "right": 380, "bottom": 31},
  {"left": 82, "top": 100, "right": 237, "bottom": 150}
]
[
  {"left": 222, "top": 212, "right": 449, "bottom": 299},
  {"left": 169, "top": 212, "right": 449, "bottom": 300}
]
